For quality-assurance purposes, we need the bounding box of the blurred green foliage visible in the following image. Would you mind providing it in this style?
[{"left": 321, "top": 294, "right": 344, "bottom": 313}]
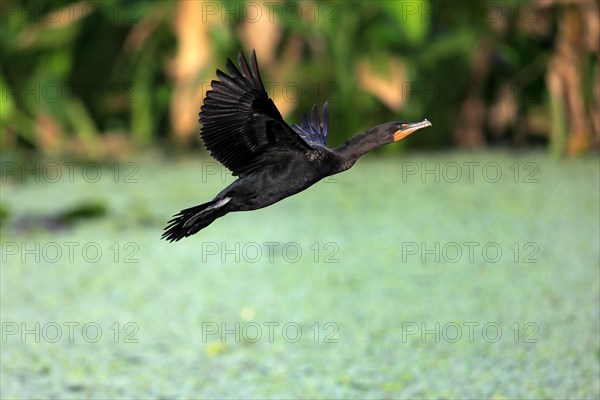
[{"left": 1, "top": 0, "right": 597, "bottom": 157}]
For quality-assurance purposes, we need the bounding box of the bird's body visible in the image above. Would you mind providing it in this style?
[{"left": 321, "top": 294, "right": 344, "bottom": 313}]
[
  {"left": 216, "top": 155, "right": 328, "bottom": 212},
  {"left": 163, "top": 50, "right": 431, "bottom": 242}
]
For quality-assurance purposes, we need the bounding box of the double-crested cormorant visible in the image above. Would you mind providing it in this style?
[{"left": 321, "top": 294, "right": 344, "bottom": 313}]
[{"left": 163, "top": 50, "right": 431, "bottom": 242}]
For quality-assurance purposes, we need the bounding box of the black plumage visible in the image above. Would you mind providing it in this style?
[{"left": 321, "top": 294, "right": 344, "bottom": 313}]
[{"left": 163, "top": 50, "right": 431, "bottom": 242}]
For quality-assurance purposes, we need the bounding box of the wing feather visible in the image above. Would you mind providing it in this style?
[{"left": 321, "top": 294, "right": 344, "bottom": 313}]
[
  {"left": 291, "top": 102, "right": 329, "bottom": 146},
  {"left": 200, "top": 50, "right": 312, "bottom": 176}
]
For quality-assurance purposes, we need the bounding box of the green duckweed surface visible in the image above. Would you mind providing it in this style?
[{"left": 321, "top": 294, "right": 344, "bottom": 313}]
[{"left": 1, "top": 152, "right": 599, "bottom": 398}]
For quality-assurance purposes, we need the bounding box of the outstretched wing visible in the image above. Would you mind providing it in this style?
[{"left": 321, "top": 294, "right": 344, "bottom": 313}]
[
  {"left": 200, "top": 50, "right": 312, "bottom": 176},
  {"left": 291, "top": 102, "right": 329, "bottom": 146}
]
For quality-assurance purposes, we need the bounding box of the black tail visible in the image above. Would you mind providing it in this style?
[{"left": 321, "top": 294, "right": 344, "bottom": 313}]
[{"left": 162, "top": 198, "right": 230, "bottom": 242}]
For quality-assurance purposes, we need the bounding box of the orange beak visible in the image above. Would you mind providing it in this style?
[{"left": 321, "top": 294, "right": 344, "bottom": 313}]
[{"left": 393, "top": 119, "right": 432, "bottom": 141}]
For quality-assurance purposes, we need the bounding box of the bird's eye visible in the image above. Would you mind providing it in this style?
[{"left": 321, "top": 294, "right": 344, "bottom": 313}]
[{"left": 401, "top": 123, "right": 409, "bottom": 128}]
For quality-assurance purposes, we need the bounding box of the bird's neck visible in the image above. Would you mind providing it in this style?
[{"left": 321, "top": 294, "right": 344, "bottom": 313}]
[{"left": 332, "top": 127, "right": 391, "bottom": 173}]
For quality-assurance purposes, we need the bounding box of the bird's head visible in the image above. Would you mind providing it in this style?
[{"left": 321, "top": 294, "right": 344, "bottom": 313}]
[
  {"left": 392, "top": 119, "right": 432, "bottom": 141},
  {"left": 332, "top": 118, "right": 433, "bottom": 173}
]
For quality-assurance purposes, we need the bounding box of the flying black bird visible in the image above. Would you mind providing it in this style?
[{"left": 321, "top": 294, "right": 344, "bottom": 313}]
[{"left": 163, "top": 50, "right": 431, "bottom": 242}]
